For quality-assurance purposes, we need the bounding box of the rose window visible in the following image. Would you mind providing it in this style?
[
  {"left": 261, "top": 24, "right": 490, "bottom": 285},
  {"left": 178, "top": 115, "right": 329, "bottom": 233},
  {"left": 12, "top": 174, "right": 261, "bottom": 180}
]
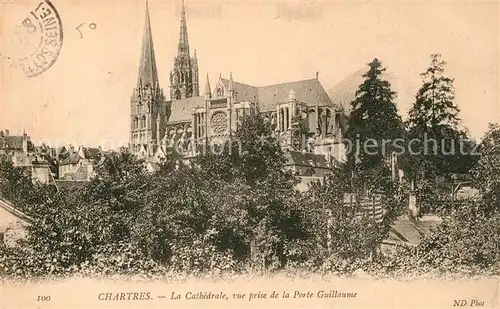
[{"left": 211, "top": 112, "right": 228, "bottom": 135}]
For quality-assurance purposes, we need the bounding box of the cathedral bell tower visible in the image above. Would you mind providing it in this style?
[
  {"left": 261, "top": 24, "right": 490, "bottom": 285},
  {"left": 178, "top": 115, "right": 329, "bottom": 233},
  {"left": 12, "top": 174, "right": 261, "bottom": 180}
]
[
  {"left": 169, "top": 0, "right": 199, "bottom": 100},
  {"left": 130, "top": 1, "right": 166, "bottom": 153}
]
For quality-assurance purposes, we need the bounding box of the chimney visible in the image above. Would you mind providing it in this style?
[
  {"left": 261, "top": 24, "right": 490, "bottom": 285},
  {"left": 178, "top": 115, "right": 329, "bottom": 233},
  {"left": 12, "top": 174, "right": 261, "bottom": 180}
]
[
  {"left": 316, "top": 71, "right": 319, "bottom": 80},
  {"left": 5, "top": 130, "right": 9, "bottom": 136}
]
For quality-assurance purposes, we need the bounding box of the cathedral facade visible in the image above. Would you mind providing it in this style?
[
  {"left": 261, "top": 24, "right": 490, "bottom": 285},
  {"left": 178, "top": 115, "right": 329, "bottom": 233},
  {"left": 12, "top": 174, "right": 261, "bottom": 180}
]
[{"left": 130, "top": 1, "right": 346, "bottom": 165}]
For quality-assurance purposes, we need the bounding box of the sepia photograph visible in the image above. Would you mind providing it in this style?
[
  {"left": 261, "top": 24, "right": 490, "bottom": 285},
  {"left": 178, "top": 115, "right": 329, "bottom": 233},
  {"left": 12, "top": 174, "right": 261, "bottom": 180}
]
[{"left": 0, "top": 0, "right": 499, "bottom": 308}]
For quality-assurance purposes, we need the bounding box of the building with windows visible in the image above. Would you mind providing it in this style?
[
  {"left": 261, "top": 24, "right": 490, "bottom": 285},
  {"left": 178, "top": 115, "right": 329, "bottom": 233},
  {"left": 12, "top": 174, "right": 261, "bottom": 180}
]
[{"left": 129, "top": 1, "right": 347, "bottom": 170}]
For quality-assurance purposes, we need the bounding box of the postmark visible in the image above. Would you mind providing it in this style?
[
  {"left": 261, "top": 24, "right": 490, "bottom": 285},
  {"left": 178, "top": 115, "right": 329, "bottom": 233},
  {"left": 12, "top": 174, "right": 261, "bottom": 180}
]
[{"left": 8, "top": 0, "right": 63, "bottom": 77}]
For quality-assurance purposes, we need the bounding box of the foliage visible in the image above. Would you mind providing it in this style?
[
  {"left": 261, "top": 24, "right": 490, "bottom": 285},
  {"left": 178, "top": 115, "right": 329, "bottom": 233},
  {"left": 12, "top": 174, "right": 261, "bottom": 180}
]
[
  {"left": 473, "top": 123, "right": 500, "bottom": 212},
  {"left": 417, "top": 200, "right": 500, "bottom": 271},
  {"left": 408, "top": 54, "right": 459, "bottom": 130},
  {"left": 0, "top": 161, "right": 56, "bottom": 216},
  {"left": 344, "top": 58, "right": 404, "bottom": 197},
  {"left": 77, "top": 242, "right": 167, "bottom": 278},
  {"left": 79, "top": 150, "right": 151, "bottom": 244},
  {"left": 140, "top": 113, "right": 309, "bottom": 270},
  {"left": 405, "top": 54, "right": 477, "bottom": 181},
  {"left": 303, "top": 167, "right": 387, "bottom": 262},
  {"left": 345, "top": 58, "right": 404, "bottom": 171},
  {"left": 0, "top": 70, "right": 498, "bottom": 280}
]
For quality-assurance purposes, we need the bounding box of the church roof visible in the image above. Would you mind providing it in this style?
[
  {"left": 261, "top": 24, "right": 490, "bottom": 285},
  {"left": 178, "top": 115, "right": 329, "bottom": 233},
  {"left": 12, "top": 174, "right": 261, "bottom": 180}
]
[
  {"left": 59, "top": 152, "right": 80, "bottom": 166},
  {"left": 257, "top": 78, "right": 335, "bottom": 112},
  {"left": 218, "top": 77, "right": 336, "bottom": 112},
  {"left": 0, "top": 135, "right": 34, "bottom": 152},
  {"left": 79, "top": 147, "right": 102, "bottom": 160},
  {"left": 166, "top": 77, "right": 340, "bottom": 124},
  {"left": 220, "top": 78, "right": 259, "bottom": 103},
  {"left": 137, "top": 1, "right": 159, "bottom": 88},
  {"left": 0, "top": 136, "right": 23, "bottom": 150},
  {"left": 168, "top": 96, "right": 205, "bottom": 123}
]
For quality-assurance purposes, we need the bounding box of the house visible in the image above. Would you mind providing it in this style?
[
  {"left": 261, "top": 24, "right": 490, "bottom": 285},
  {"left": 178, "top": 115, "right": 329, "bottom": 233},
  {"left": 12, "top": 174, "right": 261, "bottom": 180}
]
[
  {"left": 58, "top": 146, "right": 102, "bottom": 181},
  {"left": 31, "top": 157, "right": 52, "bottom": 184},
  {"left": 34, "top": 144, "right": 61, "bottom": 179},
  {"left": 0, "top": 130, "right": 34, "bottom": 159},
  {"left": 0, "top": 130, "right": 35, "bottom": 168},
  {"left": 284, "top": 150, "right": 332, "bottom": 177},
  {"left": 0, "top": 198, "right": 32, "bottom": 247},
  {"left": 0, "top": 130, "right": 53, "bottom": 184}
]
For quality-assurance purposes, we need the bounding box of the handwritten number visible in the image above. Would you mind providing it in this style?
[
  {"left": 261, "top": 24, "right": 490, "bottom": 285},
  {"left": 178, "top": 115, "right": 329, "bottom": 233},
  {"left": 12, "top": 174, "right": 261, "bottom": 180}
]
[{"left": 76, "top": 22, "right": 97, "bottom": 39}]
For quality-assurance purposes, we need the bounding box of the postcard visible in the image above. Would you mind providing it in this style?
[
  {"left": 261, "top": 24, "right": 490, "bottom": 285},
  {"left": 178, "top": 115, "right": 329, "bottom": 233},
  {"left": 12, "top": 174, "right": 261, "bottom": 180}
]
[{"left": 1, "top": 0, "right": 499, "bottom": 308}]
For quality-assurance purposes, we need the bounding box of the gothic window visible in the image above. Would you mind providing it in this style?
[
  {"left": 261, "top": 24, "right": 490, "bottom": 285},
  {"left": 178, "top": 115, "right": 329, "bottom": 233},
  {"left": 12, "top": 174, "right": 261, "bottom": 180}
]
[
  {"left": 326, "top": 109, "right": 332, "bottom": 134},
  {"left": 217, "top": 87, "right": 222, "bottom": 97},
  {"left": 142, "top": 116, "right": 146, "bottom": 128},
  {"left": 317, "top": 108, "right": 325, "bottom": 135},
  {"left": 211, "top": 112, "right": 228, "bottom": 136},
  {"left": 308, "top": 109, "right": 317, "bottom": 134}
]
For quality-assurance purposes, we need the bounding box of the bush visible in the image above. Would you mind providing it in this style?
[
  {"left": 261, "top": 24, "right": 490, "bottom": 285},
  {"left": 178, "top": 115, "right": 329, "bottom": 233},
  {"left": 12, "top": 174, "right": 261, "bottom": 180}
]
[
  {"left": 170, "top": 238, "right": 240, "bottom": 276},
  {"left": 417, "top": 201, "right": 500, "bottom": 272}
]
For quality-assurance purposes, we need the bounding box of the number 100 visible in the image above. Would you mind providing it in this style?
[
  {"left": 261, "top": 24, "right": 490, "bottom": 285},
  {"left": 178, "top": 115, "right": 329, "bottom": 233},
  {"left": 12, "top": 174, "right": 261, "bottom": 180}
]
[{"left": 37, "top": 296, "right": 51, "bottom": 301}]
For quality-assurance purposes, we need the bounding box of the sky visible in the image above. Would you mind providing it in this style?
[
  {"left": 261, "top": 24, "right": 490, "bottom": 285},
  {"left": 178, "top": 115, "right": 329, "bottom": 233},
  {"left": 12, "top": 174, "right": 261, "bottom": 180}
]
[{"left": 1, "top": 0, "right": 498, "bottom": 149}]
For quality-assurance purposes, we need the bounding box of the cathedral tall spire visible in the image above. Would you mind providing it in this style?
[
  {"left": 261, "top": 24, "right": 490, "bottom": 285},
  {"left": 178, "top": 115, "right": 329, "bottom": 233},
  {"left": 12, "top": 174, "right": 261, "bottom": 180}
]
[
  {"left": 130, "top": 1, "right": 166, "bottom": 153},
  {"left": 178, "top": 0, "right": 190, "bottom": 55},
  {"left": 170, "top": 0, "right": 199, "bottom": 99},
  {"left": 137, "top": 0, "right": 159, "bottom": 88}
]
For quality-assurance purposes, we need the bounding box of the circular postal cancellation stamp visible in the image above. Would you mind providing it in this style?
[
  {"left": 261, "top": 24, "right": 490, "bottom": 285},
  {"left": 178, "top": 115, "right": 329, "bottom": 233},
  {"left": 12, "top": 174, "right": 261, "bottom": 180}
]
[{"left": 4, "top": 0, "right": 63, "bottom": 78}]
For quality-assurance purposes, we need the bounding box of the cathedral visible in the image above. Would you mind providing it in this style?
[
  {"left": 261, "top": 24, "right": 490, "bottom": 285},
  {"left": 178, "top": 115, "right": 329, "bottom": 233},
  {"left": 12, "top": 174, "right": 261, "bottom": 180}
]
[{"left": 129, "top": 1, "right": 347, "bottom": 166}]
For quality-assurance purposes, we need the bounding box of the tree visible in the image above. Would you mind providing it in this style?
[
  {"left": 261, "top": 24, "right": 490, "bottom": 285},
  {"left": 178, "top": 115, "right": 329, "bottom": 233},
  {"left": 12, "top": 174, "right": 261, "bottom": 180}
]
[
  {"left": 417, "top": 200, "right": 500, "bottom": 271},
  {"left": 345, "top": 58, "right": 404, "bottom": 192},
  {"left": 79, "top": 150, "right": 151, "bottom": 245},
  {"left": 0, "top": 160, "right": 57, "bottom": 216},
  {"left": 405, "top": 53, "right": 475, "bottom": 181},
  {"left": 409, "top": 54, "right": 459, "bottom": 132},
  {"left": 473, "top": 123, "right": 500, "bottom": 212},
  {"left": 136, "top": 113, "right": 308, "bottom": 270},
  {"left": 195, "top": 112, "right": 293, "bottom": 186},
  {"left": 302, "top": 164, "right": 386, "bottom": 265}
]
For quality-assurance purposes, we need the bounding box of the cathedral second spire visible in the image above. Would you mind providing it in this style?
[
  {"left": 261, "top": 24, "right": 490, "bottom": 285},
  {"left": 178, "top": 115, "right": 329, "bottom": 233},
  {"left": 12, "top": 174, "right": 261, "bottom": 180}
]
[
  {"left": 137, "top": 0, "right": 159, "bottom": 88},
  {"left": 170, "top": 0, "right": 199, "bottom": 100},
  {"left": 178, "top": 0, "right": 190, "bottom": 55}
]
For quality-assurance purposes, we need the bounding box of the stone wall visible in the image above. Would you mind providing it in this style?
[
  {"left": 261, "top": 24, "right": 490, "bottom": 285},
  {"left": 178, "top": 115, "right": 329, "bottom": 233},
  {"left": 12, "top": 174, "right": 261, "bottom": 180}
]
[{"left": 0, "top": 199, "right": 30, "bottom": 247}]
